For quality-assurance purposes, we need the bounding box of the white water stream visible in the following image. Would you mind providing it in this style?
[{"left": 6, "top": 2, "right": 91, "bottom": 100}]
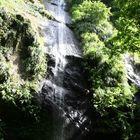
[
  {"left": 54, "top": 0, "right": 67, "bottom": 76},
  {"left": 39, "top": 0, "right": 91, "bottom": 139},
  {"left": 124, "top": 54, "right": 140, "bottom": 88}
]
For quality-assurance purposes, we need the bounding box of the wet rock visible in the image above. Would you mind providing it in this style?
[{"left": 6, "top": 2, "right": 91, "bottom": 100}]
[
  {"left": 66, "top": 55, "right": 83, "bottom": 65},
  {"left": 47, "top": 54, "right": 55, "bottom": 67},
  {"left": 50, "top": 0, "right": 58, "bottom": 6}
]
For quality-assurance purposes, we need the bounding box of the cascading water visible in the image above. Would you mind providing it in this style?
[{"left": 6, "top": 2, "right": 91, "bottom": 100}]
[
  {"left": 39, "top": 0, "right": 91, "bottom": 139},
  {"left": 54, "top": 0, "right": 66, "bottom": 76},
  {"left": 124, "top": 54, "right": 140, "bottom": 88}
]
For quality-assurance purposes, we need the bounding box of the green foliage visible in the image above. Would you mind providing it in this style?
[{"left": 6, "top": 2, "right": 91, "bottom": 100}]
[
  {"left": 0, "top": 0, "right": 48, "bottom": 18},
  {"left": 70, "top": 0, "right": 135, "bottom": 138},
  {"left": 72, "top": 1, "right": 111, "bottom": 24},
  {"left": 0, "top": 0, "right": 49, "bottom": 139},
  {"left": 113, "top": 0, "right": 140, "bottom": 24},
  {"left": 109, "top": 0, "right": 140, "bottom": 54},
  {"left": 72, "top": 0, "right": 114, "bottom": 41},
  {"left": 0, "top": 54, "right": 10, "bottom": 84},
  {"left": 0, "top": 1, "right": 47, "bottom": 113}
]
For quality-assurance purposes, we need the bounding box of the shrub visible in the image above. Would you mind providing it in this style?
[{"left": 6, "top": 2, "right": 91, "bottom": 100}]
[
  {"left": 70, "top": 0, "right": 135, "bottom": 138},
  {"left": 0, "top": 2, "right": 47, "bottom": 113}
]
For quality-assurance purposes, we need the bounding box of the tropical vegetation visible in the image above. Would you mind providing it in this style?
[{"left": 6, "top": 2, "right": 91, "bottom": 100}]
[
  {"left": 0, "top": 0, "right": 140, "bottom": 139},
  {"left": 68, "top": 0, "right": 140, "bottom": 139}
]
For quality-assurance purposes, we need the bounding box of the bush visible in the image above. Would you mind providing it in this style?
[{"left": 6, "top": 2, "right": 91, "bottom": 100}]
[
  {"left": 0, "top": 5, "right": 47, "bottom": 113},
  {"left": 70, "top": 0, "right": 135, "bottom": 138}
]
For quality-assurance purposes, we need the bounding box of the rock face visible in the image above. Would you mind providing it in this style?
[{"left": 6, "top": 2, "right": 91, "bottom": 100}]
[{"left": 38, "top": 0, "right": 91, "bottom": 140}]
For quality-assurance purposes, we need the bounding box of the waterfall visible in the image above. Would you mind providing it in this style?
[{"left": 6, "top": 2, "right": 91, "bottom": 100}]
[
  {"left": 124, "top": 54, "right": 140, "bottom": 88},
  {"left": 39, "top": 0, "right": 91, "bottom": 139},
  {"left": 54, "top": 0, "right": 66, "bottom": 76}
]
